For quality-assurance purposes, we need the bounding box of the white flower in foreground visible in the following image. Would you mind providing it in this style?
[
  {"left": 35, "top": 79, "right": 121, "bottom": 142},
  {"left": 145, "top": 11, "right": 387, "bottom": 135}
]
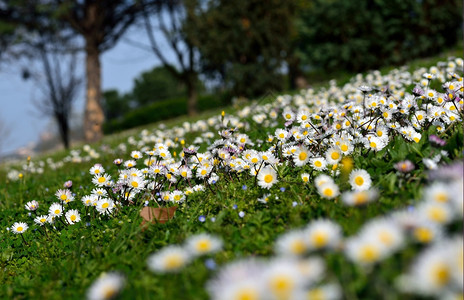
[
  {"left": 262, "top": 258, "right": 306, "bottom": 300},
  {"left": 257, "top": 166, "right": 278, "bottom": 189},
  {"left": 396, "top": 237, "right": 462, "bottom": 297},
  {"left": 293, "top": 147, "right": 311, "bottom": 167},
  {"left": 302, "top": 284, "right": 342, "bottom": 300},
  {"left": 314, "top": 174, "right": 334, "bottom": 188},
  {"left": 207, "top": 259, "right": 265, "bottom": 300},
  {"left": 345, "top": 236, "right": 388, "bottom": 266},
  {"left": 274, "top": 229, "right": 307, "bottom": 257},
  {"left": 417, "top": 201, "right": 453, "bottom": 225},
  {"left": 301, "top": 173, "right": 310, "bottom": 183},
  {"left": 185, "top": 233, "right": 223, "bottom": 257},
  {"left": 360, "top": 218, "right": 405, "bottom": 255},
  {"left": 92, "top": 173, "right": 112, "bottom": 187},
  {"left": 349, "top": 169, "right": 372, "bottom": 191},
  {"left": 341, "top": 189, "right": 378, "bottom": 206},
  {"left": 96, "top": 198, "right": 115, "bottom": 216},
  {"left": 304, "top": 219, "right": 342, "bottom": 251},
  {"left": 87, "top": 272, "right": 125, "bottom": 300},
  {"left": 49, "top": 203, "right": 63, "bottom": 217},
  {"left": 317, "top": 182, "right": 340, "bottom": 199},
  {"left": 55, "top": 189, "right": 74, "bottom": 203},
  {"left": 34, "top": 215, "right": 48, "bottom": 226},
  {"left": 147, "top": 245, "right": 191, "bottom": 273},
  {"left": 65, "top": 209, "right": 81, "bottom": 224},
  {"left": 11, "top": 222, "right": 28, "bottom": 234}
]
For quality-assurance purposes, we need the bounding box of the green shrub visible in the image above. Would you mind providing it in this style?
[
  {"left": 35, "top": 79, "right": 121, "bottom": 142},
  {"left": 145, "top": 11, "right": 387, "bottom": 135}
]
[
  {"left": 104, "top": 94, "right": 226, "bottom": 133},
  {"left": 296, "top": 0, "right": 462, "bottom": 72}
]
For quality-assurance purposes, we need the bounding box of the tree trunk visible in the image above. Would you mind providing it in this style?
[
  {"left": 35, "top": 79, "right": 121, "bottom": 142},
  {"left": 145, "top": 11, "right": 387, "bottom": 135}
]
[
  {"left": 84, "top": 42, "right": 104, "bottom": 143},
  {"left": 186, "top": 76, "right": 198, "bottom": 116},
  {"left": 56, "top": 113, "right": 70, "bottom": 149}
]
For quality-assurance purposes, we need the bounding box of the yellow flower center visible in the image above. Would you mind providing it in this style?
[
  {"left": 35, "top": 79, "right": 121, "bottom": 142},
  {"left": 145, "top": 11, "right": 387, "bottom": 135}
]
[
  {"left": 196, "top": 240, "right": 211, "bottom": 252},
  {"left": 312, "top": 232, "right": 328, "bottom": 247},
  {"left": 341, "top": 144, "right": 348, "bottom": 152},
  {"left": 251, "top": 158, "right": 258, "bottom": 163},
  {"left": 40, "top": 218, "right": 46, "bottom": 223},
  {"left": 434, "top": 193, "right": 448, "bottom": 202},
  {"left": 354, "top": 192, "right": 368, "bottom": 205},
  {"left": 432, "top": 264, "right": 450, "bottom": 286},
  {"left": 98, "top": 177, "right": 106, "bottom": 183},
  {"left": 131, "top": 181, "right": 139, "bottom": 188},
  {"left": 102, "top": 203, "right": 109, "bottom": 209},
  {"left": 428, "top": 207, "right": 445, "bottom": 222},
  {"left": 70, "top": 215, "right": 76, "bottom": 221},
  {"left": 379, "top": 232, "right": 393, "bottom": 245},
  {"left": 331, "top": 152, "right": 340, "bottom": 160},
  {"left": 291, "top": 240, "right": 306, "bottom": 254},
  {"left": 181, "top": 171, "right": 187, "bottom": 177},
  {"left": 299, "top": 152, "right": 307, "bottom": 161},
  {"left": 270, "top": 275, "right": 293, "bottom": 294},
  {"left": 314, "top": 161, "right": 322, "bottom": 168},
  {"left": 414, "top": 227, "right": 433, "bottom": 243},
  {"left": 285, "top": 114, "right": 291, "bottom": 119},
  {"left": 54, "top": 209, "right": 60, "bottom": 214},
  {"left": 235, "top": 288, "right": 259, "bottom": 300},
  {"left": 301, "top": 115, "right": 307, "bottom": 120},
  {"left": 323, "top": 188, "right": 333, "bottom": 197},
  {"left": 355, "top": 176, "right": 364, "bottom": 186},
  {"left": 165, "top": 254, "right": 184, "bottom": 269},
  {"left": 174, "top": 195, "right": 181, "bottom": 201},
  {"left": 17, "top": 226, "right": 23, "bottom": 232},
  {"left": 60, "top": 194, "right": 67, "bottom": 200},
  {"left": 360, "top": 245, "right": 379, "bottom": 262},
  {"left": 264, "top": 174, "right": 273, "bottom": 183}
]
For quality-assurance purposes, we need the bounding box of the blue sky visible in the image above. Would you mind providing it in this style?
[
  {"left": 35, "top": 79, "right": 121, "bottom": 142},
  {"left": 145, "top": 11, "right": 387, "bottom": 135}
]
[{"left": 0, "top": 27, "right": 168, "bottom": 156}]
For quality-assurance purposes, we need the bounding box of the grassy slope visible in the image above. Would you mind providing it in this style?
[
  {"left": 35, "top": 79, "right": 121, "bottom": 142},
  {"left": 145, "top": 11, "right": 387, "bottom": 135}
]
[{"left": 0, "top": 48, "right": 462, "bottom": 299}]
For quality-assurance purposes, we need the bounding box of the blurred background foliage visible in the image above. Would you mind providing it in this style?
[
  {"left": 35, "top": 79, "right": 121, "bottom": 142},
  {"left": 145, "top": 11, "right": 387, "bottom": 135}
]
[{"left": 1, "top": 0, "right": 462, "bottom": 136}]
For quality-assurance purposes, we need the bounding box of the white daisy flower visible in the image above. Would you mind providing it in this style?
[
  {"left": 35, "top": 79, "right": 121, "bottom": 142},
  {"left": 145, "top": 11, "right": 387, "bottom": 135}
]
[
  {"left": 274, "top": 229, "right": 307, "bottom": 256},
  {"left": 92, "top": 174, "right": 112, "bottom": 187},
  {"left": 25, "top": 200, "right": 39, "bottom": 211},
  {"left": 257, "top": 166, "right": 278, "bottom": 189},
  {"left": 341, "top": 189, "right": 378, "bottom": 206},
  {"left": 293, "top": 146, "right": 311, "bottom": 167},
  {"left": 55, "top": 189, "right": 74, "bottom": 203},
  {"left": 65, "top": 209, "right": 81, "bottom": 224},
  {"left": 89, "top": 164, "right": 105, "bottom": 176},
  {"left": 317, "top": 182, "right": 340, "bottom": 199},
  {"left": 147, "top": 245, "right": 191, "bottom": 273},
  {"left": 34, "top": 215, "right": 48, "bottom": 226},
  {"left": 325, "top": 147, "right": 342, "bottom": 165},
  {"left": 345, "top": 235, "right": 388, "bottom": 266},
  {"left": 49, "top": 203, "right": 63, "bottom": 217},
  {"left": 301, "top": 173, "right": 310, "bottom": 183},
  {"left": 207, "top": 259, "right": 265, "bottom": 300},
  {"left": 11, "top": 222, "right": 28, "bottom": 234},
  {"left": 87, "top": 272, "right": 125, "bottom": 300},
  {"left": 96, "top": 198, "right": 115, "bottom": 215},
  {"left": 310, "top": 157, "right": 327, "bottom": 171},
  {"left": 349, "top": 169, "right": 372, "bottom": 191},
  {"left": 304, "top": 219, "right": 342, "bottom": 250},
  {"left": 185, "top": 233, "right": 223, "bottom": 256}
]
